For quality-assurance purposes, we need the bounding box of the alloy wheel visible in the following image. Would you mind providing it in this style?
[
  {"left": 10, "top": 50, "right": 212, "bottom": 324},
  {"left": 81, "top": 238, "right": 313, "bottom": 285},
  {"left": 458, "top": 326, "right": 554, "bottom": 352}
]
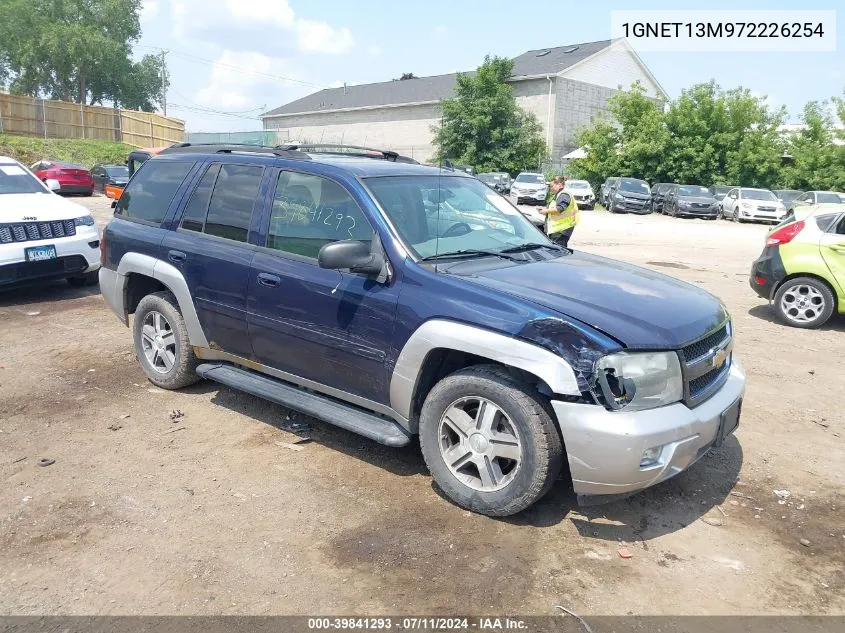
[
  {"left": 779, "top": 283, "right": 827, "bottom": 324},
  {"left": 438, "top": 397, "right": 522, "bottom": 492},
  {"left": 141, "top": 310, "right": 177, "bottom": 373}
]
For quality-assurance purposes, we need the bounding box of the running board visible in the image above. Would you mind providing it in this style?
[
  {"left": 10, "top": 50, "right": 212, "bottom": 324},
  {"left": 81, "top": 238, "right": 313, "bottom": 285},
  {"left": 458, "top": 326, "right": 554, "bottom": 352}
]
[{"left": 196, "top": 363, "right": 412, "bottom": 447}]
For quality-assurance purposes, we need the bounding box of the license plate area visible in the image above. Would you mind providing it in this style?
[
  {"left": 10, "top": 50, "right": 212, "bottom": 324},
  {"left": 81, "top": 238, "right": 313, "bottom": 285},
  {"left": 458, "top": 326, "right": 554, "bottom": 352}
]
[
  {"left": 714, "top": 398, "right": 742, "bottom": 447},
  {"left": 25, "top": 245, "right": 57, "bottom": 262}
]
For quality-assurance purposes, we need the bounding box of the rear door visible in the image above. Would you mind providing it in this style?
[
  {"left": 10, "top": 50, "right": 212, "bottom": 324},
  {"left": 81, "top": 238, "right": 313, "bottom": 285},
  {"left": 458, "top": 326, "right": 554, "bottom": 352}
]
[
  {"left": 162, "top": 161, "right": 269, "bottom": 358},
  {"left": 247, "top": 168, "right": 399, "bottom": 404},
  {"left": 819, "top": 214, "right": 845, "bottom": 296}
]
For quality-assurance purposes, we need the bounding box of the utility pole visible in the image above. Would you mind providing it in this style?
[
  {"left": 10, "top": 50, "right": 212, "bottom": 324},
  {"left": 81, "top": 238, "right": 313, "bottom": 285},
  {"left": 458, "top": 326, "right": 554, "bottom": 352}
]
[{"left": 160, "top": 49, "right": 169, "bottom": 117}]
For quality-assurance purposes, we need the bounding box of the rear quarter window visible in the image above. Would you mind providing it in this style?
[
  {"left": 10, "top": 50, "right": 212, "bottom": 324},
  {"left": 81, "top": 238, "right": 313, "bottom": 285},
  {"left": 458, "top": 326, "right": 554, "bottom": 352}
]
[
  {"left": 814, "top": 213, "right": 839, "bottom": 233},
  {"left": 116, "top": 160, "right": 195, "bottom": 225}
]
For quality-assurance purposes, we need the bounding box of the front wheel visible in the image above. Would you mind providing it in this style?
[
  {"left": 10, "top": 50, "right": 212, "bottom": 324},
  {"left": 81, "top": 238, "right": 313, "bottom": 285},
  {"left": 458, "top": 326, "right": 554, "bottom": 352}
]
[
  {"left": 133, "top": 291, "right": 200, "bottom": 389},
  {"left": 773, "top": 277, "right": 835, "bottom": 329},
  {"left": 419, "top": 365, "right": 563, "bottom": 516}
]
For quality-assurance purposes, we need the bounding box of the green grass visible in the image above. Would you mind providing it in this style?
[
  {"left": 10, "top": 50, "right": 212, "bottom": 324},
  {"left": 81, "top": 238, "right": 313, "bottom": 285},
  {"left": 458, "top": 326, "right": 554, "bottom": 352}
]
[{"left": 0, "top": 134, "right": 133, "bottom": 169}]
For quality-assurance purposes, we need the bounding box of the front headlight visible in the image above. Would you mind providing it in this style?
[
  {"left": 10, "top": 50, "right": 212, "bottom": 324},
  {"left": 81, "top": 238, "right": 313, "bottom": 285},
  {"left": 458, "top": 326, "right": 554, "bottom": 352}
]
[
  {"left": 679, "top": 200, "right": 691, "bottom": 208},
  {"left": 614, "top": 193, "right": 624, "bottom": 200},
  {"left": 593, "top": 351, "right": 683, "bottom": 411},
  {"left": 741, "top": 202, "right": 752, "bottom": 208},
  {"left": 74, "top": 215, "right": 95, "bottom": 227}
]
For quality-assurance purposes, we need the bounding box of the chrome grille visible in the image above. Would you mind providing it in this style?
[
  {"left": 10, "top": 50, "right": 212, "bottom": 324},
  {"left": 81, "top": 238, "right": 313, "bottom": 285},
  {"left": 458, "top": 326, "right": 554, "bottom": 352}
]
[
  {"left": 0, "top": 221, "right": 76, "bottom": 244},
  {"left": 680, "top": 323, "right": 732, "bottom": 407},
  {"left": 758, "top": 206, "right": 776, "bottom": 212}
]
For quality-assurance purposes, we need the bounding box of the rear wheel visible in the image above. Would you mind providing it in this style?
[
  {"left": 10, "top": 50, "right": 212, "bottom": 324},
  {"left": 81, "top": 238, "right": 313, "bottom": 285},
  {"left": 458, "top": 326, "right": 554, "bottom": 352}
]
[
  {"left": 773, "top": 277, "right": 835, "bottom": 329},
  {"left": 133, "top": 291, "right": 200, "bottom": 389},
  {"left": 419, "top": 365, "right": 563, "bottom": 516}
]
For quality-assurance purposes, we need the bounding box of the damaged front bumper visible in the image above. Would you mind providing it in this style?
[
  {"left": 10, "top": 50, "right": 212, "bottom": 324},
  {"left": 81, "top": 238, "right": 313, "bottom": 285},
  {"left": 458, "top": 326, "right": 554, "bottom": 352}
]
[{"left": 552, "top": 357, "right": 746, "bottom": 500}]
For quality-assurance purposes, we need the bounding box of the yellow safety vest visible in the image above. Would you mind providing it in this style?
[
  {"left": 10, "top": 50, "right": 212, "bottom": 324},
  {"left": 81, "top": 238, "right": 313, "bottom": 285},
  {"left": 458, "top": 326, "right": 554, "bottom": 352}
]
[{"left": 546, "top": 191, "right": 579, "bottom": 235}]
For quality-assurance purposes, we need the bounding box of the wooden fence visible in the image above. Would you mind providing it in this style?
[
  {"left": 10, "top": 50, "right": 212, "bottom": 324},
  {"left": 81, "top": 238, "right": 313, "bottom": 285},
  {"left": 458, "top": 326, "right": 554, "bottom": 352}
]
[{"left": 0, "top": 93, "right": 184, "bottom": 146}]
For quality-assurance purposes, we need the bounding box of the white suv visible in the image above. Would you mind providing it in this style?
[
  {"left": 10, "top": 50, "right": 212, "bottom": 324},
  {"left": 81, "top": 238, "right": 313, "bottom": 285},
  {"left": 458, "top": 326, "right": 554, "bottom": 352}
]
[{"left": 0, "top": 156, "right": 101, "bottom": 288}]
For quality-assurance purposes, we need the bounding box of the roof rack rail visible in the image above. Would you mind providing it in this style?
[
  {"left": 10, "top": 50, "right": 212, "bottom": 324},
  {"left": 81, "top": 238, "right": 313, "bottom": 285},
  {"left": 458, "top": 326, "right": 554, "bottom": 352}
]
[
  {"left": 275, "top": 143, "right": 418, "bottom": 164},
  {"left": 158, "top": 143, "right": 311, "bottom": 159}
]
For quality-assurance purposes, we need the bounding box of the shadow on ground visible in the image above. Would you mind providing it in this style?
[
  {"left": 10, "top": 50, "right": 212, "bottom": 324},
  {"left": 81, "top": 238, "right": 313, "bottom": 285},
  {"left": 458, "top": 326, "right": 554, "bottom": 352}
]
[
  {"left": 0, "top": 279, "right": 101, "bottom": 307},
  {"left": 748, "top": 304, "right": 845, "bottom": 331},
  {"left": 208, "top": 383, "right": 427, "bottom": 478}
]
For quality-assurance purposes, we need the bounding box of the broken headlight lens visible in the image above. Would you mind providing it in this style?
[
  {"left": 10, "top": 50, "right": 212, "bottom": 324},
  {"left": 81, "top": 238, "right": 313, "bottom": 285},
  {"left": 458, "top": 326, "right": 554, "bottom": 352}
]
[{"left": 594, "top": 351, "right": 683, "bottom": 411}]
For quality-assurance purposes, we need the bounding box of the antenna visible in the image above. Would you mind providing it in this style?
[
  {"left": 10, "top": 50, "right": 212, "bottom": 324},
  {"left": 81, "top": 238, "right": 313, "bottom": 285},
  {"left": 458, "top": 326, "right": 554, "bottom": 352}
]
[{"left": 436, "top": 102, "right": 444, "bottom": 257}]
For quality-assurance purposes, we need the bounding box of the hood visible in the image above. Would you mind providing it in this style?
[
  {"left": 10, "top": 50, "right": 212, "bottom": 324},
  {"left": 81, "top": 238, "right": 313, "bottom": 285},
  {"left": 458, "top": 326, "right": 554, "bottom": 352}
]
[
  {"left": 678, "top": 196, "right": 718, "bottom": 204},
  {"left": 0, "top": 193, "right": 91, "bottom": 223},
  {"left": 745, "top": 199, "right": 781, "bottom": 208},
  {"left": 457, "top": 252, "right": 727, "bottom": 349},
  {"left": 616, "top": 190, "right": 651, "bottom": 200}
]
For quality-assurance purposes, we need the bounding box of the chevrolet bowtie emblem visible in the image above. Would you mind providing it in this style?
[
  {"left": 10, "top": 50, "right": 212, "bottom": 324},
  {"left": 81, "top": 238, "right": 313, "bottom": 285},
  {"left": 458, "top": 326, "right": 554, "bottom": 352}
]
[{"left": 712, "top": 347, "right": 728, "bottom": 370}]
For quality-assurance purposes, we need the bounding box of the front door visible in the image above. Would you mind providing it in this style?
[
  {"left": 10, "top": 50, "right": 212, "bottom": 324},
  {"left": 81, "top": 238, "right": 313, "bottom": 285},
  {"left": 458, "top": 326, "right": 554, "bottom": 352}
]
[
  {"left": 163, "top": 161, "right": 267, "bottom": 358},
  {"left": 819, "top": 214, "right": 845, "bottom": 296},
  {"left": 247, "top": 169, "right": 399, "bottom": 404}
]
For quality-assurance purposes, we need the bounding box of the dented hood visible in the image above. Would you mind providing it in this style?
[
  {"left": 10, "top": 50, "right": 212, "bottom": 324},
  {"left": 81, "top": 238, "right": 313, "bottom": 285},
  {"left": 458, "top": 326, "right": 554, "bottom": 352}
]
[{"left": 462, "top": 252, "right": 727, "bottom": 349}]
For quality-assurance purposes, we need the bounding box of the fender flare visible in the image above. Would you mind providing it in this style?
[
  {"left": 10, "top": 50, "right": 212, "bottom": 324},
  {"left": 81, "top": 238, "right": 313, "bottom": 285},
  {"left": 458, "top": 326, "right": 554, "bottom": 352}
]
[
  {"left": 389, "top": 319, "right": 581, "bottom": 422},
  {"left": 115, "top": 252, "right": 209, "bottom": 348}
]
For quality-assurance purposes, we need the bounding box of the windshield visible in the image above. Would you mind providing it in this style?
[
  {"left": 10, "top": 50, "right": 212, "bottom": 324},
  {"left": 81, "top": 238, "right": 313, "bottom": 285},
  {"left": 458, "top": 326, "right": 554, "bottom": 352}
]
[
  {"left": 775, "top": 190, "right": 801, "bottom": 202},
  {"left": 364, "top": 175, "right": 547, "bottom": 258},
  {"left": 619, "top": 179, "right": 649, "bottom": 194},
  {"left": 515, "top": 174, "right": 544, "bottom": 184},
  {"left": 657, "top": 184, "right": 672, "bottom": 193},
  {"left": 0, "top": 163, "right": 49, "bottom": 195},
  {"left": 742, "top": 189, "right": 777, "bottom": 201},
  {"left": 679, "top": 185, "right": 712, "bottom": 197},
  {"left": 712, "top": 185, "right": 731, "bottom": 195},
  {"left": 817, "top": 192, "right": 842, "bottom": 204},
  {"left": 106, "top": 166, "right": 129, "bottom": 178},
  {"left": 567, "top": 181, "right": 590, "bottom": 189}
]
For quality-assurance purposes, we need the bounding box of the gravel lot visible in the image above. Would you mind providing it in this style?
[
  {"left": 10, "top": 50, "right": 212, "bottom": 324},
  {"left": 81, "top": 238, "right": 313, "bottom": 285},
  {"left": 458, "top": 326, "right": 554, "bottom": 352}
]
[{"left": 1, "top": 195, "right": 843, "bottom": 615}]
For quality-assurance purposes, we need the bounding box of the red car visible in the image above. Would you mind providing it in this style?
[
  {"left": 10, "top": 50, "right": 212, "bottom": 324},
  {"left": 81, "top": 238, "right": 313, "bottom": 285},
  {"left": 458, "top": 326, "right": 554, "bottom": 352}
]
[{"left": 30, "top": 160, "right": 94, "bottom": 195}]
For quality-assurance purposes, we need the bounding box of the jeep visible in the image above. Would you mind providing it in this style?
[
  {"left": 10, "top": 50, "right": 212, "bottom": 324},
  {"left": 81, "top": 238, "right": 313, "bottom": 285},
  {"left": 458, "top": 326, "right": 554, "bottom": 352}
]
[{"left": 100, "top": 143, "right": 745, "bottom": 516}]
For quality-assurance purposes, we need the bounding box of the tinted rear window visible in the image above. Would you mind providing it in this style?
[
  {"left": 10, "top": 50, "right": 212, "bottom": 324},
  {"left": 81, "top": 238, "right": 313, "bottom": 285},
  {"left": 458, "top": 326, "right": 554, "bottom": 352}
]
[
  {"left": 204, "top": 164, "right": 264, "bottom": 242},
  {"left": 116, "top": 160, "right": 195, "bottom": 224}
]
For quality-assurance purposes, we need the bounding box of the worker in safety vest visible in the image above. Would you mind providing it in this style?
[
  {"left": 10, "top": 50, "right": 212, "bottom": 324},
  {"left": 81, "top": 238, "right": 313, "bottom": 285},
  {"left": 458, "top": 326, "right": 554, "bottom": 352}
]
[{"left": 540, "top": 176, "right": 579, "bottom": 248}]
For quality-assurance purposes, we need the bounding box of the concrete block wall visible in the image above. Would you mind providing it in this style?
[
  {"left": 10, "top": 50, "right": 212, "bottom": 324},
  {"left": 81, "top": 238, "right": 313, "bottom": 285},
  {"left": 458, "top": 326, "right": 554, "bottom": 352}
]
[{"left": 553, "top": 78, "right": 617, "bottom": 157}]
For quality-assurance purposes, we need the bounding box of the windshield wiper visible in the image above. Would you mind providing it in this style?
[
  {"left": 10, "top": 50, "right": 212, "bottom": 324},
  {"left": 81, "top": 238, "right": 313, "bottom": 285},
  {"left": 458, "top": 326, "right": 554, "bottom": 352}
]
[
  {"left": 500, "top": 242, "right": 566, "bottom": 254},
  {"left": 419, "top": 249, "right": 522, "bottom": 262}
]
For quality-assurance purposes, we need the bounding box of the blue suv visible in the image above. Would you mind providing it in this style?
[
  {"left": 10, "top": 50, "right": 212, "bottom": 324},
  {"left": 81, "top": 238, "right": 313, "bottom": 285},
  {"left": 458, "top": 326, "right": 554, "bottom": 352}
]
[{"left": 100, "top": 144, "right": 746, "bottom": 516}]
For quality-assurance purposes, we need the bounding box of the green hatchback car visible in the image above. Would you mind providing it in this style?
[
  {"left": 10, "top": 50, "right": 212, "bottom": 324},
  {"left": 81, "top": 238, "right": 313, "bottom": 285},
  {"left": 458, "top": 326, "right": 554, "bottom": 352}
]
[{"left": 750, "top": 204, "right": 845, "bottom": 328}]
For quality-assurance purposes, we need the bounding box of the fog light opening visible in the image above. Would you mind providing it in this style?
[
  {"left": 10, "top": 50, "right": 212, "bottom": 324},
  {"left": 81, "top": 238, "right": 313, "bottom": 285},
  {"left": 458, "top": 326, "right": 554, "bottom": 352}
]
[{"left": 640, "top": 446, "right": 663, "bottom": 469}]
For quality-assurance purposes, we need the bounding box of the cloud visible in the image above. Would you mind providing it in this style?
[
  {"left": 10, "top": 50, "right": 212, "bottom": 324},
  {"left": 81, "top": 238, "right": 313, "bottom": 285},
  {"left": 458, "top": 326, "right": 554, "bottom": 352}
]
[
  {"left": 434, "top": 24, "right": 448, "bottom": 36},
  {"left": 194, "top": 50, "right": 303, "bottom": 110},
  {"left": 141, "top": 0, "right": 158, "bottom": 21},
  {"left": 171, "top": 0, "right": 354, "bottom": 54}
]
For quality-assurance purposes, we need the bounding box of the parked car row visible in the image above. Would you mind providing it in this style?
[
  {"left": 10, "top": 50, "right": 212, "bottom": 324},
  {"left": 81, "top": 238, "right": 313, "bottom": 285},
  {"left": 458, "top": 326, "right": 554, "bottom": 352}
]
[
  {"left": 26, "top": 159, "right": 130, "bottom": 197},
  {"left": 599, "top": 175, "right": 845, "bottom": 225}
]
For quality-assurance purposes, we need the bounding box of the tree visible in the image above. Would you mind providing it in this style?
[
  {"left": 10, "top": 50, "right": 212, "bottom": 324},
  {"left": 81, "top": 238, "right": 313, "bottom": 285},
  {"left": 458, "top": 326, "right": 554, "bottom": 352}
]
[
  {"left": 431, "top": 56, "right": 547, "bottom": 174},
  {"left": 781, "top": 100, "right": 845, "bottom": 191},
  {"left": 0, "top": 0, "right": 163, "bottom": 111},
  {"left": 569, "top": 83, "right": 667, "bottom": 190},
  {"left": 398, "top": 73, "right": 417, "bottom": 81}
]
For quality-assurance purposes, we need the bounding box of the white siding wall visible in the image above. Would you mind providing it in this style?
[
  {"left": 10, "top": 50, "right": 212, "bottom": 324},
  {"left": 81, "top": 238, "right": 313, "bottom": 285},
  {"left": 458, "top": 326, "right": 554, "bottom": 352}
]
[
  {"left": 562, "top": 44, "right": 663, "bottom": 98},
  {"left": 264, "top": 103, "right": 441, "bottom": 162}
]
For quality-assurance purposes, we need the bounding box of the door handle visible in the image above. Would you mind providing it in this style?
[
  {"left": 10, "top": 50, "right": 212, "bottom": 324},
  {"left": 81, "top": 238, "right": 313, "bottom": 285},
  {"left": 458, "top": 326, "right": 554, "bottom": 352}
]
[
  {"left": 257, "top": 272, "right": 281, "bottom": 288},
  {"left": 168, "top": 250, "right": 187, "bottom": 263},
  {"left": 829, "top": 245, "right": 845, "bottom": 253}
]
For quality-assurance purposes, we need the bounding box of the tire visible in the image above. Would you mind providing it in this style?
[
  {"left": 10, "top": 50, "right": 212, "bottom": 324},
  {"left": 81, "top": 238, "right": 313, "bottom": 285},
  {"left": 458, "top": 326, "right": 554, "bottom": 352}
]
[
  {"left": 67, "top": 270, "right": 99, "bottom": 287},
  {"left": 773, "top": 277, "right": 835, "bottom": 329},
  {"left": 133, "top": 291, "right": 200, "bottom": 389},
  {"left": 418, "top": 364, "right": 564, "bottom": 516}
]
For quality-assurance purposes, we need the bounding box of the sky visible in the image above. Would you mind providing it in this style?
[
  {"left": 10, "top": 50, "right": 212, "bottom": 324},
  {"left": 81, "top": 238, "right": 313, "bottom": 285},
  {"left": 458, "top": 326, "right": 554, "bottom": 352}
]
[{"left": 136, "top": 0, "right": 844, "bottom": 133}]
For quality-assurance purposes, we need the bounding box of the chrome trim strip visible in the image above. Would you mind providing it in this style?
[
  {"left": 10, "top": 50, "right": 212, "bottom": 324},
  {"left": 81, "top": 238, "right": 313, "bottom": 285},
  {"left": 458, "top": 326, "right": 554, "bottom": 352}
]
[
  {"left": 390, "top": 320, "right": 581, "bottom": 425},
  {"left": 194, "top": 348, "right": 410, "bottom": 430}
]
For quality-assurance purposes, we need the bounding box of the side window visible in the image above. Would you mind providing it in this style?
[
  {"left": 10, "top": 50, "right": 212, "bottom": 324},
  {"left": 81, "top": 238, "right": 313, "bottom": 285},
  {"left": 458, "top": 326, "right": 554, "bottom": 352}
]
[
  {"left": 115, "top": 160, "right": 195, "bottom": 225},
  {"left": 266, "top": 171, "right": 373, "bottom": 259},
  {"left": 179, "top": 164, "right": 220, "bottom": 232},
  {"left": 814, "top": 213, "right": 839, "bottom": 233},
  {"left": 834, "top": 216, "right": 845, "bottom": 235},
  {"left": 203, "top": 164, "right": 264, "bottom": 242}
]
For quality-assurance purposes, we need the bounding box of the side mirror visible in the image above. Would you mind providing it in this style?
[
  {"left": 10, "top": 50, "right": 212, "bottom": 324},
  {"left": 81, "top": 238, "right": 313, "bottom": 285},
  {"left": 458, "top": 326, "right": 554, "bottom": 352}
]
[
  {"left": 110, "top": 200, "right": 117, "bottom": 209},
  {"left": 318, "top": 240, "right": 385, "bottom": 276},
  {"left": 45, "top": 178, "right": 61, "bottom": 192}
]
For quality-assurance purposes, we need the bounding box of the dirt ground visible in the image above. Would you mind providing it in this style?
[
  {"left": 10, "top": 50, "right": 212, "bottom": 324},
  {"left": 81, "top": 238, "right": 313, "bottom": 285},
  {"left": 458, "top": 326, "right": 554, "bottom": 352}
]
[{"left": 1, "top": 195, "right": 843, "bottom": 616}]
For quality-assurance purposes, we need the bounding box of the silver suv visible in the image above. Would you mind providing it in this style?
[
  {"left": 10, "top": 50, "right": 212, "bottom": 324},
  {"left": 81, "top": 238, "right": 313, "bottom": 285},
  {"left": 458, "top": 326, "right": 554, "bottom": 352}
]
[{"left": 510, "top": 172, "right": 548, "bottom": 205}]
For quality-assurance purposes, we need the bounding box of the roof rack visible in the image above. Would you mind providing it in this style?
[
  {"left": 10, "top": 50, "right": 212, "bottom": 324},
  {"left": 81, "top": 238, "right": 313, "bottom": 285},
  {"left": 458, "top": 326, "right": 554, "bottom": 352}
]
[
  {"left": 159, "top": 142, "right": 311, "bottom": 159},
  {"left": 275, "top": 143, "right": 418, "bottom": 164}
]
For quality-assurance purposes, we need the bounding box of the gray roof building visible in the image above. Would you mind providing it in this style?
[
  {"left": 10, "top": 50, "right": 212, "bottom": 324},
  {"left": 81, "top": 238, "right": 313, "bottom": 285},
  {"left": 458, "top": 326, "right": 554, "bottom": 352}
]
[{"left": 262, "top": 38, "right": 665, "bottom": 163}]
